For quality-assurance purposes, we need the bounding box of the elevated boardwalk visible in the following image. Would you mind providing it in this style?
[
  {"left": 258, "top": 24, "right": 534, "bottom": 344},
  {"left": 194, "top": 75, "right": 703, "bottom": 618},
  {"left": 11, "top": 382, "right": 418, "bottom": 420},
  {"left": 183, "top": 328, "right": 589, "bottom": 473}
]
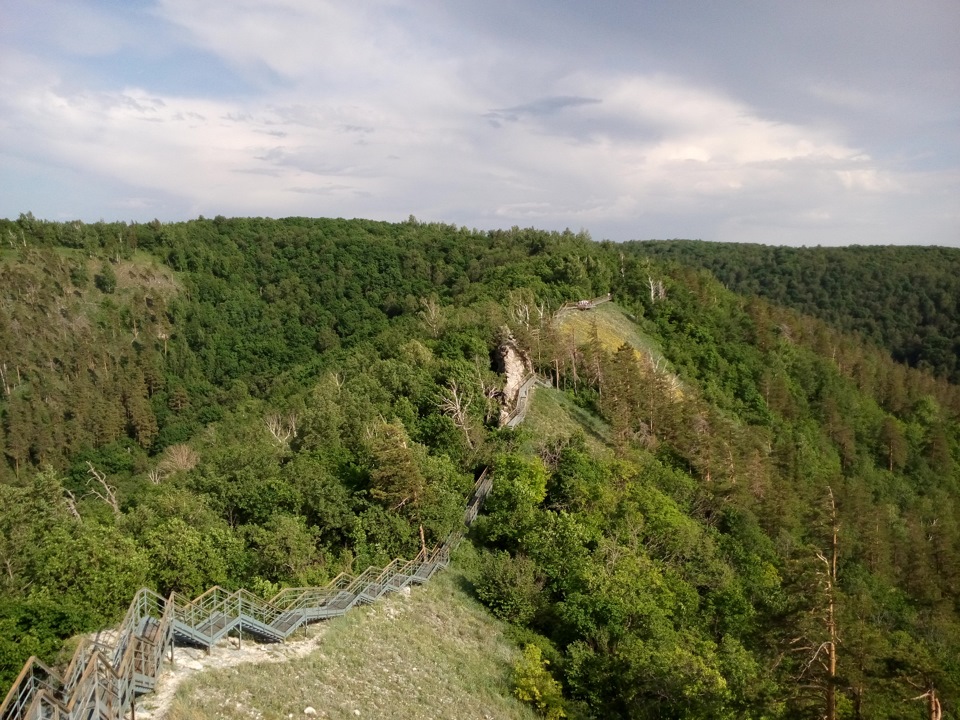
[
  {"left": 1, "top": 471, "right": 493, "bottom": 720},
  {"left": 557, "top": 293, "right": 613, "bottom": 314},
  {"left": 1, "top": 292, "right": 588, "bottom": 720}
]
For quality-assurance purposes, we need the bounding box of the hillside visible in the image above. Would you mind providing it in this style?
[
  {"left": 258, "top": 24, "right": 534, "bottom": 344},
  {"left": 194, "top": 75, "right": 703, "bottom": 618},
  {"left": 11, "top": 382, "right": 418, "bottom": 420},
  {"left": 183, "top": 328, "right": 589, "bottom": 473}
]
[
  {"left": 629, "top": 240, "right": 960, "bottom": 382},
  {"left": 162, "top": 558, "right": 537, "bottom": 720},
  {"left": 1, "top": 215, "right": 959, "bottom": 719}
]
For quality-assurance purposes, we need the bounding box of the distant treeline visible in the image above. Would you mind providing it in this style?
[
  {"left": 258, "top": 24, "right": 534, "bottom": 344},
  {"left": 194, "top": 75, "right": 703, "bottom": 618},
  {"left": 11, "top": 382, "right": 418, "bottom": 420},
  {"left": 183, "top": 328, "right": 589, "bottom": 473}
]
[{"left": 632, "top": 240, "right": 960, "bottom": 383}]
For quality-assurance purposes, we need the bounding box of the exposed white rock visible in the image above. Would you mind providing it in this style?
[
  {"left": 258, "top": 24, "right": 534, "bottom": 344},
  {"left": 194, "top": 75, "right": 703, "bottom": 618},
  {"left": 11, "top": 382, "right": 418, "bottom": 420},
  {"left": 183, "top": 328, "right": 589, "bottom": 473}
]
[
  {"left": 496, "top": 330, "right": 534, "bottom": 426},
  {"left": 135, "top": 625, "right": 330, "bottom": 720}
]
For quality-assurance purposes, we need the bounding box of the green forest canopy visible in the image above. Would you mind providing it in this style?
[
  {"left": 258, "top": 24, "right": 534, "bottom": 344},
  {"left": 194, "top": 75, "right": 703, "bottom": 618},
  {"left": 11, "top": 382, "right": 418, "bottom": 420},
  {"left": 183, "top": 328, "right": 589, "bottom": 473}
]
[
  {"left": 632, "top": 239, "right": 960, "bottom": 383},
  {"left": 1, "top": 214, "right": 959, "bottom": 719}
]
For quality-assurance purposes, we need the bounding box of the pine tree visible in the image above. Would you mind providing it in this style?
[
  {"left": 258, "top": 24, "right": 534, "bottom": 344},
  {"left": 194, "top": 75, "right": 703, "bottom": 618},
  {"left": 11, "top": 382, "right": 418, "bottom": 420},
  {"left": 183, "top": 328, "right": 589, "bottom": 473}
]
[{"left": 369, "top": 420, "right": 426, "bottom": 515}]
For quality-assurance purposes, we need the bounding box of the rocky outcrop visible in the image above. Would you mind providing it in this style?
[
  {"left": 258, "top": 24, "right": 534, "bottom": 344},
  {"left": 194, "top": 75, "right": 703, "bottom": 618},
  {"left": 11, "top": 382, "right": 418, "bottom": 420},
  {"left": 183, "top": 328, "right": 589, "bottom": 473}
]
[{"left": 495, "top": 330, "right": 534, "bottom": 426}]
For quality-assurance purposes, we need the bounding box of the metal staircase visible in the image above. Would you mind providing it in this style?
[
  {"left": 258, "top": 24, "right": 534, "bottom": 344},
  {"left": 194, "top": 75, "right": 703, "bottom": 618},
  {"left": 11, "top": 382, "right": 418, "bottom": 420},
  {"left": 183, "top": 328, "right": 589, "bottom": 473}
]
[{"left": 1, "top": 469, "right": 494, "bottom": 720}]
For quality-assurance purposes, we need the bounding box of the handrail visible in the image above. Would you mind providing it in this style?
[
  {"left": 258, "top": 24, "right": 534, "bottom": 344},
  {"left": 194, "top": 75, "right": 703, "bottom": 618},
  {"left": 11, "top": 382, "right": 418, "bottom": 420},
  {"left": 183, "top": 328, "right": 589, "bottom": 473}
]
[
  {"left": 1, "top": 467, "right": 499, "bottom": 720},
  {"left": 502, "top": 373, "right": 538, "bottom": 428},
  {"left": 557, "top": 293, "right": 613, "bottom": 313}
]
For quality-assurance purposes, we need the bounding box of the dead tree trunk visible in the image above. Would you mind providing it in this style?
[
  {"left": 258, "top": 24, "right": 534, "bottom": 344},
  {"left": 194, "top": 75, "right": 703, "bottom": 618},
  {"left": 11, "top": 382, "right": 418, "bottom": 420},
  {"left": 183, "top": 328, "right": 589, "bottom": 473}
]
[
  {"left": 909, "top": 686, "right": 942, "bottom": 720},
  {"left": 439, "top": 381, "right": 474, "bottom": 449},
  {"left": 86, "top": 462, "right": 120, "bottom": 516},
  {"left": 816, "top": 486, "right": 840, "bottom": 720},
  {"left": 568, "top": 331, "right": 579, "bottom": 393},
  {"left": 793, "top": 486, "right": 841, "bottom": 720}
]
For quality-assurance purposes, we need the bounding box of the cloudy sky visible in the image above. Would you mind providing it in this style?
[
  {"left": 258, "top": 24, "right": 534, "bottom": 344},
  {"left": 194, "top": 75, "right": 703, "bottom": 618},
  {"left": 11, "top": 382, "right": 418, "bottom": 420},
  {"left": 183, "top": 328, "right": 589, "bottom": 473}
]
[{"left": 1, "top": 1, "right": 958, "bottom": 245}]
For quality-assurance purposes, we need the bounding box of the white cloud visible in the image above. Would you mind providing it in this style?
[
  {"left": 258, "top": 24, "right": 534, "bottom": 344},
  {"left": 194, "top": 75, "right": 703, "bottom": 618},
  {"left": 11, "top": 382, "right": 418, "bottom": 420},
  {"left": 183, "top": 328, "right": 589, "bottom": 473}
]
[{"left": 0, "top": 1, "right": 956, "bottom": 245}]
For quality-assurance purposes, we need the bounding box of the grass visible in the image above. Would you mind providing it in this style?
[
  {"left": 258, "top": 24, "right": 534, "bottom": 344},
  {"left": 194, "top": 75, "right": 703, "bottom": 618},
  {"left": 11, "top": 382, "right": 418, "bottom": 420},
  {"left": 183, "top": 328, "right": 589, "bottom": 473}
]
[
  {"left": 166, "top": 551, "right": 538, "bottom": 720},
  {"left": 556, "top": 302, "right": 664, "bottom": 361},
  {"left": 110, "top": 254, "right": 181, "bottom": 295},
  {"left": 522, "top": 388, "right": 612, "bottom": 457},
  {"left": 520, "top": 302, "right": 680, "bottom": 455},
  {"left": 555, "top": 301, "right": 685, "bottom": 402},
  {"left": 0, "top": 245, "right": 180, "bottom": 297}
]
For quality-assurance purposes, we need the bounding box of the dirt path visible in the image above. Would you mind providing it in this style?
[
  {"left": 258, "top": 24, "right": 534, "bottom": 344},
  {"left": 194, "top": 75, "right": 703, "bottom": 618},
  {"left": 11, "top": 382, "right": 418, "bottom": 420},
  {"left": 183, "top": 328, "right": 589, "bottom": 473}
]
[{"left": 135, "top": 607, "right": 353, "bottom": 720}]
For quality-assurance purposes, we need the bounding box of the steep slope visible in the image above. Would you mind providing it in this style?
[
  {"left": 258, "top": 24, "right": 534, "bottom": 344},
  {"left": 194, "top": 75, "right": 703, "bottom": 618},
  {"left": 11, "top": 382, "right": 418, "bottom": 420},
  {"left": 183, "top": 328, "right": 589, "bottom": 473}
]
[
  {"left": 162, "top": 557, "right": 537, "bottom": 720},
  {"left": 470, "top": 288, "right": 960, "bottom": 719},
  {"left": 1, "top": 215, "right": 958, "bottom": 719},
  {"left": 555, "top": 301, "right": 663, "bottom": 360}
]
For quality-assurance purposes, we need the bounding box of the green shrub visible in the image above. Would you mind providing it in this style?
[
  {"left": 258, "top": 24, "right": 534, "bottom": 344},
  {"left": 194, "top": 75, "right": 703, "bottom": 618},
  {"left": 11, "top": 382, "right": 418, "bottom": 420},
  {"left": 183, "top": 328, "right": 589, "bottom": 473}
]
[
  {"left": 513, "top": 644, "right": 566, "bottom": 719},
  {"left": 474, "top": 550, "right": 543, "bottom": 624}
]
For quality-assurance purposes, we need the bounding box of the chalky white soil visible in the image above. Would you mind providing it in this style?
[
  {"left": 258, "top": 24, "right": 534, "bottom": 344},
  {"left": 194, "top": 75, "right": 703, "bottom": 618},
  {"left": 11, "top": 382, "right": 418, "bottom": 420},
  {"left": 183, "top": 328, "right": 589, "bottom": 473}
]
[{"left": 135, "top": 612, "right": 338, "bottom": 720}]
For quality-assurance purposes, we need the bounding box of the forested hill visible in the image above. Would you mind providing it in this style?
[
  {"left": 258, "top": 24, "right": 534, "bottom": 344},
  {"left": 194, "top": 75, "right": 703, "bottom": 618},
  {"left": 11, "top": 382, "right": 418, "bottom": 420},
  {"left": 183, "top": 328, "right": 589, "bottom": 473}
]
[
  {"left": 629, "top": 240, "right": 960, "bottom": 383},
  {"left": 1, "top": 214, "right": 959, "bottom": 719}
]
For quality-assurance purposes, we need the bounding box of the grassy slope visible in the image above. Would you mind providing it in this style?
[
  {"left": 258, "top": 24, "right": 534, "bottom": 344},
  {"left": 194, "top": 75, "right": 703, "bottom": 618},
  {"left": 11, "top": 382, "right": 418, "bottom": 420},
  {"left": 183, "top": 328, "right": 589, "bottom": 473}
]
[
  {"left": 523, "top": 388, "right": 612, "bottom": 457},
  {"left": 167, "top": 548, "right": 537, "bottom": 720},
  {"left": 523, "top": 301, "right": 675, "bottom": 456},
  {"left": 555, "top": 302, "right": 664, "bottom": 360}
]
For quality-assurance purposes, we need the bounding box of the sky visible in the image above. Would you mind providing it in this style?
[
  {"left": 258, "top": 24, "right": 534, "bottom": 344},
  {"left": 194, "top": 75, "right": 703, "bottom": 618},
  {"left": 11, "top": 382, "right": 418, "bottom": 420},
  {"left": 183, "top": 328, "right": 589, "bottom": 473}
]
[{"left": 1, "top": 1, "right": 958, "bottom": 246}]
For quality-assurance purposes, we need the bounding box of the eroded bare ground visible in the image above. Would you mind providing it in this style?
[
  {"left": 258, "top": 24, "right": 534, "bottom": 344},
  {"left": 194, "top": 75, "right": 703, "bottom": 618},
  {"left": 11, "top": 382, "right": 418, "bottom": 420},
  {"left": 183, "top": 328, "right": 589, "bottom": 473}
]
[
  {"left": 136, "top": 609, "right": 338, "bottom": 720},
  {"left": 156, "top": 568, "right": 535, "bottom": 720}
]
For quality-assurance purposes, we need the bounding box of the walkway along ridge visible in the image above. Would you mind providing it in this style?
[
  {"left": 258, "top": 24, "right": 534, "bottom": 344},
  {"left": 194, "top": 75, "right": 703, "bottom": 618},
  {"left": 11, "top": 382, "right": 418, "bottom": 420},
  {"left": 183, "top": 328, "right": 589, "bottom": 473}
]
[
  {"left": 502, "top": 293, "right": 612, "bottom": 429},
  {"left": 1, "top": 469, "right": 496, "bottom": 720},
  {"left": 1, "top": 302, "right": 561, "bottom": 720}
]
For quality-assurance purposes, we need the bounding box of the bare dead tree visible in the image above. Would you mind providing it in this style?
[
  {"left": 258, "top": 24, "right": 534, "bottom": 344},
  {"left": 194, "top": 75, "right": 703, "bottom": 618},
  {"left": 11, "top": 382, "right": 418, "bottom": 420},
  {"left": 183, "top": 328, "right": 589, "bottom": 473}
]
[
  {"left": 418, "top": 296, "right": 444, "bottom": 338},
  {"left": 792, "top": 487, "right": 841, "bottom": 720},
  {"left": 648, "top": 276, "right": 667, "bottom": 302},
  {"left": 63, "top": 489, "right": 82, "bottom": 521},
  {"left": 157, "top": 330, "right": 169, "bottom": 357},
  {"left": 567, "top": 329, "right": 580, "bottom": 392},
  {"left": 474, "top": 358, "right": 502, "bottom": 424},
  {"left": 530, "top": 300, "right": 554, "bottom": 371},
  {"left": 536, "top": 301, "right": 552, "bottom": 327},
  {"left": 510, "top": 290, "right": 533, "bottom": 331},
  {"left": 266, "top": 413, "right": 293, "bottom": 445},
  {"left": 907, "top": 686, "right": 942, "bottom": 720},
  {"left": 146, "top": 467, "right": 168, "bottom": 485},
  {"left": 86, "top": 462, "right": 120, "bottom": 516},
  {"left": 819, "top": 486, "right": 840, "bottom": 720},
  {"left": 647, "top": 356, "right": 682, "bottom": 399},
  {"left": 265, "top": 412, "right": 298, "bottom": 446},
  {"left": 158, "top": 443, "right": 199, "bottom": 474},
  {"left": 440, "top": 381, "right": 474, "bottom": 448}
]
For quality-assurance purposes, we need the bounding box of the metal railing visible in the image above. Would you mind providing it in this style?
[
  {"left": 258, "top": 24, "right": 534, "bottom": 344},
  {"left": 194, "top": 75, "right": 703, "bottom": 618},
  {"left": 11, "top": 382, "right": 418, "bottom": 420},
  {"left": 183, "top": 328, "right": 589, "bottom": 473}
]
[
  {"left": 1, "top": 468, "right": 494, "bottom": 720},
  {"left": 557, "top": 293, "right": 613, "bottom": 313}
]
